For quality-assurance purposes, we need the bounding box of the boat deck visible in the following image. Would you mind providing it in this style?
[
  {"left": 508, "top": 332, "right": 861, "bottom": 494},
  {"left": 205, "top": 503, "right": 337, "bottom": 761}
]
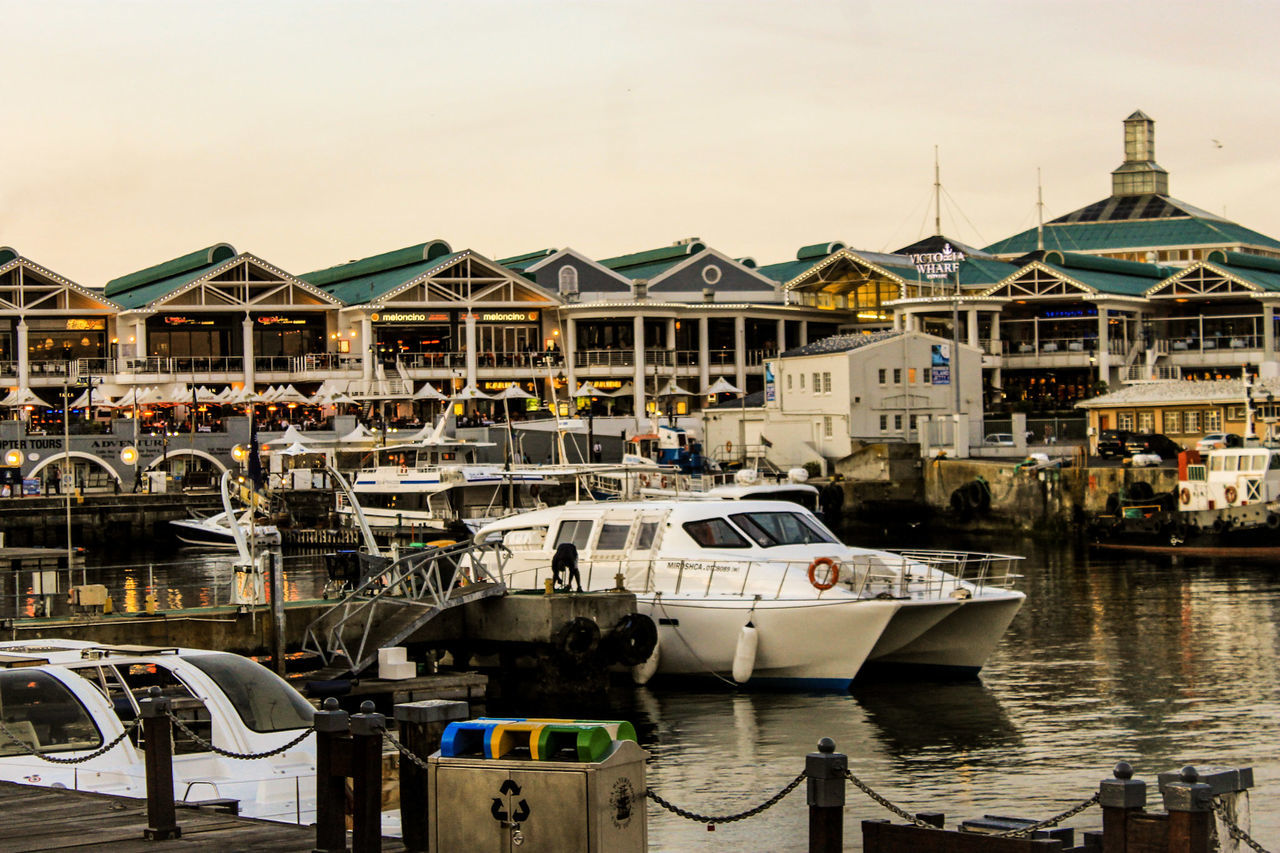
[{"left": 0, "top": 780, "right": 405, "bottom": 851}]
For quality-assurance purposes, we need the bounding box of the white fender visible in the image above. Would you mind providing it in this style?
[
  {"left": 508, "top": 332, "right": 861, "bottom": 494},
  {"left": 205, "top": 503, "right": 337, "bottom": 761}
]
[
  {"left": 732, "top": 622, "right": 758, "bottom": 684},
  {"left": 632, "top": 637, "right": 661, "bottom": 685}
]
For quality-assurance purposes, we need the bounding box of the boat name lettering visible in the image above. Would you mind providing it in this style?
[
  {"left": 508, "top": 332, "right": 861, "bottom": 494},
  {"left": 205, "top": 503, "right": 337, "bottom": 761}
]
[{"left": 669, "top": 560, "right": 738, "bottom": 573}]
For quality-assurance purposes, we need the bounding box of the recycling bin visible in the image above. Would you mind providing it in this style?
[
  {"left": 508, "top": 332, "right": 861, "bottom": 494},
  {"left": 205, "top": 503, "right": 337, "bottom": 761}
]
[{"left": 429, "top": 718, "right": 647, "bottom": 852}]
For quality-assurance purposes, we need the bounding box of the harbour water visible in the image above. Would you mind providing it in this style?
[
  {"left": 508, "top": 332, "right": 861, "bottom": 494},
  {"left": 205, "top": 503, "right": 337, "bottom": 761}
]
[{"left": 79, "top": 528, "right": 1280, "bottom": 852}]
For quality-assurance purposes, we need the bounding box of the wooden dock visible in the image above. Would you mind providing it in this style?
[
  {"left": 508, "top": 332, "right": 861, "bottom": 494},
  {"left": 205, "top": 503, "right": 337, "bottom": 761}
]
[{"left": 0, "top": 780, "right": 405, "bottom": 851}]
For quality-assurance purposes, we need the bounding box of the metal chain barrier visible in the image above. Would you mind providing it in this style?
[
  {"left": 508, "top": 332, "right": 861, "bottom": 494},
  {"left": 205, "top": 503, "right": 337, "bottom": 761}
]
[
  {"left": 993, "top": 792, "right": 1099, "bottom": 838},
  {"left": 380, "top": 729, "right": 431, "bottom": 773},
  {"left": 1213, "top": 798, "right": 1272, "bottom": 853},
  {"left": 846, "top": 770, "right": 1098, "bottom": 835},
  {"left": 646, "top": 771, "right": 807, "bottom": 825},
  {"left": 845, "top": 769, "right": 942, "bottom": 829},
  {"left": 0, "top": 718, "right": 139, "bottom": 765},
  {"left": 166, "top": 712, "right": 314, "bottom": 759}
]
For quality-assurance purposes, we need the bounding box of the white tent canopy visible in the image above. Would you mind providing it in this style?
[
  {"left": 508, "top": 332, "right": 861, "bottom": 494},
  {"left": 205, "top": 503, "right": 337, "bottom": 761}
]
[
  {"left": 658, "top": 380, "right": 694, "bottom": 396},
  {"left": 452, "top": 384, "right": 492, "bottom": 401},
  {"left": 701, "top": 377, "right": 743, "bottom": 395},
  {"left": 0, "top": 388, "right": 50, "bottom": 407},
  {"left": 273, "top": 384, "right": 310, "bottom": 404},
  {"left": 413, "top": 383, "right": 449, "bottom": 401}
]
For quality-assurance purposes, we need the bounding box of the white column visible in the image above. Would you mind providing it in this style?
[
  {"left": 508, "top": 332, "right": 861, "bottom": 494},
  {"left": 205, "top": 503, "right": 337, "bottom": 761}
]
[
  {"left": 1097, "top": 309, "right": 1111, "bottom": 386},
  {"left": 1264, "top": 304, "right": 1275, "bottom": 356},
  {"left": 990, "top": 311, "right": 1002, "bottom": 391},
  {"left": 465, "top": 312, "right": 478, "bottom": 389},
  {"left": 632, "top": 315, "right": 646, "bottom": 421},
  {"left": 134, "top": 318, "right": 147, "bottom": 359},
  {"left": 665, "top": 318, "right": 676, "bottom": 350},
  {"left": 733, "top": 315, "right": 746, "bottom": 395},
  {"left": 799, "top": 320, "right": 809, "bottom": 346},
  {"left": 893, "top": 311, "right": 904, "bottom": 331},
  {"left": 565, "top": 318, "right": 577, "bottom": 393},
  {"left": 697, "top": 316, "right": 710, "bottom": 399},
  {"left": 361, "top": 315, "right": 374, "bottom": 384},
  {"left": 15, "top": 320, "right": 28, "bottom": 390},
  {"left": 775, "top": 318, "right": 786, "bottom": 354},
  {"left": 967, "top": 308, "right": 979, "bottom": 348},
  {"left": 242, "top": 317, "right": 255, "bottom": 390}
]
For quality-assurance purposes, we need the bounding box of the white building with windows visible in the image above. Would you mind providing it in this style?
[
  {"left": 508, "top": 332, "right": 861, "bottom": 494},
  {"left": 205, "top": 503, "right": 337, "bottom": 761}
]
[{"left": 705, "top": 330, "right": 982, "bottom": 469}]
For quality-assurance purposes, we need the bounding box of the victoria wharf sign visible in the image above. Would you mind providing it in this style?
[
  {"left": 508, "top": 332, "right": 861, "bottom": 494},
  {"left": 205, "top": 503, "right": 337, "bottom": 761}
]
[{"left": 910, "top": 243, "right": 965, "bottom": 280}]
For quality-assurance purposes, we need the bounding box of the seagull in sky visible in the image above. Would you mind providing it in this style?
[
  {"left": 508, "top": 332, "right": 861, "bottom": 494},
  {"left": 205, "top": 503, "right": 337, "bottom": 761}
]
[{"left": 1211, "top": 139, "right": 1224, "bottom": 148}]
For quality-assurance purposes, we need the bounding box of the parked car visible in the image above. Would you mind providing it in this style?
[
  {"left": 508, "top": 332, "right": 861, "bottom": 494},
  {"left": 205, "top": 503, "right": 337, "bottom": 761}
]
[
  {"left": 1195, "top": 432, "right": 1243, "bottom": 453},
  {"left": 1096, "top": 429, "right": 1133, "bottom": 458},
  {"left": 984, "top": 433, "right": 1014, "bottom": 446},
  {"left": 1124, "top": 433, "right": 1182, "bottom": 460}
]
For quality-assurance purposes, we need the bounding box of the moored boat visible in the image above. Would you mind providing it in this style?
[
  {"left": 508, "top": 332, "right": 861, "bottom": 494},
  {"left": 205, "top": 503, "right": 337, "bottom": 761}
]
[
  {"left": 0, "top": 640, "right": 316, "bottom": 823},
  {"left": 472, "top": 498, "right": 1024, "bottom": 689},
  {"left": 170, "top": 509, "right": 282, "bottom": 548}
]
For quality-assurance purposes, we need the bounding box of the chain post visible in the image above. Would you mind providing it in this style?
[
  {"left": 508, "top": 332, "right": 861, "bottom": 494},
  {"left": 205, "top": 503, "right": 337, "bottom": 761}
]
[
  {"left": 1163, "top": 766, "right": 1215, "bottom": 853},
  {"left": 313, "top": 696, "right": 351, "bottom": 853},
  {"left": 1100, "top": 761, "right": 1146, "bottom": 853},
  {"left": 393, "top": 699, "right": 469, "bottom": 853},
  {"left": 350, "top": 700, "right": 386, "bottom": 853},
  {"left": 806, "top": 737, "right": 847, "bottom": 853},
  {"left": 139, "top": 685, "right": 180, "bottom": 841}
]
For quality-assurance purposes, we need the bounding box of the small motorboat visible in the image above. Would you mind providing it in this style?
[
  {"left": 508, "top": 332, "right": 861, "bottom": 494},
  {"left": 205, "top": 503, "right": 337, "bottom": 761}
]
[
  {"left": 0, "top": 640, "right": 316, "bottom": 823},
  {"left": 170, "top": 510, "right": 282, "bottom": 548}
]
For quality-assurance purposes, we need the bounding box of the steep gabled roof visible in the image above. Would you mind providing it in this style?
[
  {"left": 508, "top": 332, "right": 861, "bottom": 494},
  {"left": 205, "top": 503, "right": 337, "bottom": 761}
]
[
  {"left": 105, "top": 244, "right": 237, "bottom": 306},
  {"left": 985, "top": 251, "right": 1171, "bottom": 300}
]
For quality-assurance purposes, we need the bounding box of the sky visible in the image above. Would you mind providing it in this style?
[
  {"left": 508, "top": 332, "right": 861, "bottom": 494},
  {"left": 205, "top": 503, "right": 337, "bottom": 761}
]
[{"left": 3, "top": 0, "right": 1279, "bottom": 286}]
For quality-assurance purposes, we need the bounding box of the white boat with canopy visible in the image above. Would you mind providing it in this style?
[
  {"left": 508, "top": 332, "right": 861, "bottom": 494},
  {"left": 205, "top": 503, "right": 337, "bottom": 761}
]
[
  {"left": 0, "top": 641, "right": 317, "bottom": 823},
  {"left": 472, "top": 499, "right": 1024, "bottom": 689}
]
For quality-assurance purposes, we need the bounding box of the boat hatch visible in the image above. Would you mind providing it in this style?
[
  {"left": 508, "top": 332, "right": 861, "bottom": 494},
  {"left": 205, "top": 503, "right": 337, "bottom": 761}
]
[
  {"left": 0, "top": 653, "right": 48, "bottom": 668},
  {"left": 83, "top": 644, "right": 180, "bottom": 659}
]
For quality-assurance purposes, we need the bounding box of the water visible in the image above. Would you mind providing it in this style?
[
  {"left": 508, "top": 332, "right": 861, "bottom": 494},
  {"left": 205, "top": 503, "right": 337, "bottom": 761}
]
[{"left": 75, "top": 531, "right": 1280, "bottom": 852}]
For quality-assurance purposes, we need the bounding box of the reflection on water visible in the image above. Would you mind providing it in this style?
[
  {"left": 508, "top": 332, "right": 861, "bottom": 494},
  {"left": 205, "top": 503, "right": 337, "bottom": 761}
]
[
  {"left": 47, "top": 532, "right": 1280, "bottom": 851},
  {"left": 507, "top": 529, "right": 1280, "bottom": 852}
]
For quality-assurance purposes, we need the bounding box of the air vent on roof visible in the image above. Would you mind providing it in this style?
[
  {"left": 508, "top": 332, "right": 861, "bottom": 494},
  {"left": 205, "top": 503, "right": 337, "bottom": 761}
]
[
  {"left": 633, "top": 280, "right": 648, "bottom": 299},
  {"left": 673, "top": 237, "right": 702, "bottom": 246},
  {"left": 703, "top": 288, "right": 715, "bottom": 303}
]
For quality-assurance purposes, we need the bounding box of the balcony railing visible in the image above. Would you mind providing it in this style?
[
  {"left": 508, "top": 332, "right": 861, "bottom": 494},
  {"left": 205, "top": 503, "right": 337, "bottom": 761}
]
[
  {"left": 575, "top": 350, "right": 634, "bottom": 368},
  {"left": 1169, "top": 335, "right": 1260, "bottom": 353},
  {"left": 395, "top": 351, "right": 469, "bottom": 369}
]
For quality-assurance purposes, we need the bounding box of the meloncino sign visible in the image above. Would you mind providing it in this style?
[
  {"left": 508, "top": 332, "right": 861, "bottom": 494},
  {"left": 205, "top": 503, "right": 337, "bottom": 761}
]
[{"left": 909, "top": 243, "right": 965, "bottom": 280}]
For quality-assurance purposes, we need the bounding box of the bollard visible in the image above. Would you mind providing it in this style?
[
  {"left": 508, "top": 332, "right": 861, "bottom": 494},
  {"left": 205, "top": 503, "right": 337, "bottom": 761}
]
[
  {"left": 1100, "top": 761, "right": 1146, "bottom": 853},
  {"left": 394, "top": 699, "right": 469, "bottom": 853},
  {"left": 1162, "top": 766, "right": 1214, "bottom": 853},
  {"left": 350, "top": 700, "right": 387, "bottom": 853},
  {"left": 140, "top": 685, "right": 180, "bottom": 841},
  {"left": 806, "top": 737, "right": 847, "bottom": 853},
  {"left": 313, "top": 696, "right": 352, "bottom": 853}
]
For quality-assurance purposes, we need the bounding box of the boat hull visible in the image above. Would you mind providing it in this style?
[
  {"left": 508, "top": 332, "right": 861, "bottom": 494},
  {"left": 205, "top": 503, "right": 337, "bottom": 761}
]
[
  {"left": 859, "top": 592, "right": 1025, "bottom": 678},
  {"left": 638, "top": 595, "right": 900, "bottom": 690},
  {"left": 170, "top": 519, "right": 281, "bottom": 548}
]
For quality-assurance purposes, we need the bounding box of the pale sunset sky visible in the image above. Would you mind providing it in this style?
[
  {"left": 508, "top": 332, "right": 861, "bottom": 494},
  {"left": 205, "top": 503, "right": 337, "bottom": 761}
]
[{"left": 2, "top": 0, "right": 1277, "bottom": 284}]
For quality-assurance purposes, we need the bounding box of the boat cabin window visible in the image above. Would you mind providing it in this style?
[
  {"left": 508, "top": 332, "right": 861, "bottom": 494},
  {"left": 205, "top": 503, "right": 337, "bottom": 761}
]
[
  {"left": 554, "top": 519, "right": 594, "bottom": 551},
  {"left": 185, "top": 654, "right": 315, "bottom": 733},
  {"left": 729, "top": 511, "right": 837, "bottom": 547},
  {"left": 118, "top": 663, "right": 212, "bottom": 754},
  {"left": 682, "top": 518, "right": 750, "bottom": 548},
  {"left": 635, "top": 521, "right": 659, "bottom": 550},
  {"left": 595, "top": 523, "right": 631, "bottom": 551},
  {"left": 1271, "top": 454, "right": 1280, "bottom": 471},
  {"left": 1221, "top": 455, "right": 1239, "bottom": 472},
  {"left": 0, "top": 670, "right": 102, "bottom": 755},
  {"left": 1247, "top": 454, "right": 1267, "bottom": 472}
]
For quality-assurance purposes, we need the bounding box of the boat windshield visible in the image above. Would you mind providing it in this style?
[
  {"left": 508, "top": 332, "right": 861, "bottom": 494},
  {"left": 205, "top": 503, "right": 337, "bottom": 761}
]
[
  {"left": 0, "top": 670, "right": 102, "bottom": 755},
  {"left": 184, "top": 654, "right": 316, "bottom": 733},
  {"left": 728, "top": 511, "right": 837, "bottom": 547}
]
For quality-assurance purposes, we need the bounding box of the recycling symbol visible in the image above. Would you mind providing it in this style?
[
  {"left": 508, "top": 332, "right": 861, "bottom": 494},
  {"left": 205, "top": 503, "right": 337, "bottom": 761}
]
[{"left": 491, "top": 779, "right": 531, "bottom": 824}]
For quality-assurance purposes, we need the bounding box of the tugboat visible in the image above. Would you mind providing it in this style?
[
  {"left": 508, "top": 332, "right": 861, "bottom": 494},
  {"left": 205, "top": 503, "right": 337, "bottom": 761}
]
[{"left": 1089, "top": 446, "right": 1280, "bottom": 555}]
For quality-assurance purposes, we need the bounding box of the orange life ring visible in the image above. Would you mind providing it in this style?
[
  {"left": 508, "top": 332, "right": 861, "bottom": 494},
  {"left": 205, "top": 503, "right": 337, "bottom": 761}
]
[
  {"left": 1225, "top": 485, "right": 1238, "bottom": 505},
  {"left": 530, "top": 484, "right": 541, "bottom": 500},
  {"left": 639, "top": 473, "right": 650, "bottom": 487},
  {"left": 660, "top": 475, "right": 669, "bottom": 489},
  {"left": 808, "top": 557, "right": 839, "bottom": 591},
  {"left": 726, "top": 440, "right": 733, "bottom": 453},
  {"left": 1179, "top": 487, "right": 1192, "bottom": 506}
]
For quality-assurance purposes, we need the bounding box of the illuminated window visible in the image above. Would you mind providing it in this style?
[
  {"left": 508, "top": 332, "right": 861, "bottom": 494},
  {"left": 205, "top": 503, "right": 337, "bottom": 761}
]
[
  {"left": 1185, "top": 411, "right": 1201, "bottom": 433},
  {"left": 1205, "top": 410, "right": 1222, "bottom": 431}
]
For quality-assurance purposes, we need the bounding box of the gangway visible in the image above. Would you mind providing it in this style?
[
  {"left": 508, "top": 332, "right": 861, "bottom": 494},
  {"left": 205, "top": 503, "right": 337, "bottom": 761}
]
[{"left": 300, "top": 540, "right": 507, "bottom": 677}]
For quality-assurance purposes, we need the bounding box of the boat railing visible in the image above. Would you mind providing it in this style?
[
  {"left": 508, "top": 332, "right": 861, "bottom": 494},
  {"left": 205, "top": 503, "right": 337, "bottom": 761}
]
[{"left": 880, "top": 549, "right": 1025, "bottom": 596}]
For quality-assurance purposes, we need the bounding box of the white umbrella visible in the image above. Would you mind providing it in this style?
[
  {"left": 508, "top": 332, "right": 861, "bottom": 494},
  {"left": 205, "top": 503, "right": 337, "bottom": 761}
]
[
  {"left": 701, "top": 377, "right": 743, "bottom": 396},
  {"left": 69, "top": 389, "right": 119, "bottom": 409},
  {"left": 494, "top": 385, "right": 535, "bottom": 400},
  {"left": 570, "top": 382, "right": 605, "bottom": 398},
  {"left": 278, "top": 441, "right": 315, "bottom": 456},
  {"left": 412, "top": 383, "right": 449, "bottom": 401},
  {"left": 658, "top": 380, "right": 694, "bottom": 396},
  {"left": 453, "top": 384, "right": 492, "bottom": 401},
  {"left": 338, "top": 423, "right": 379, "bottom": 443},
  {"left": 274, "top": 384, "right": 310, "bottom": 404},
  {"left": 194, "top": 386, "right": 221, "bottom": 403},
  {"left": 0, "top": 388, "right": 50, "bottom": 408}
]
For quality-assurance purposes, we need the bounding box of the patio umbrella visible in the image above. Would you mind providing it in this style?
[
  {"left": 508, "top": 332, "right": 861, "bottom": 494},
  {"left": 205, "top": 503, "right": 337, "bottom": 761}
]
[
  {"left": 701, "top": 377, "right": 743, "bottom": 396},
  {"left": 452, "top": 384, "right": 492, "bottom": 401},
  {"left": 274, "top": 384, "right": 310, "bottom": 404},
  {"left": 658, "top": 380, "right": 694, "bottom": 397},
  {"left": 571, "top": 382, "right": 605, "bottom": 398},
  {"left": 0, "top": 388, "right": 50, "bottom": 408},
  {"left": 412, "top": 383, "right": 449, "bottom": 401}
]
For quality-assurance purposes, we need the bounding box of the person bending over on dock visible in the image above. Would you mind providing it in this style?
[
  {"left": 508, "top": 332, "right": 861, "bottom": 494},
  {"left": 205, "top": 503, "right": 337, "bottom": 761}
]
[{"left": 552, "top": 542, "right": 584, "bottom": 593}]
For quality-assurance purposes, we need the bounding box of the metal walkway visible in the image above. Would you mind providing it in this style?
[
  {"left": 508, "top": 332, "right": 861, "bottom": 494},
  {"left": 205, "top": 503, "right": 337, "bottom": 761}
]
[{"left": 300, "top": 541, "right": 506, "bottom": 677}]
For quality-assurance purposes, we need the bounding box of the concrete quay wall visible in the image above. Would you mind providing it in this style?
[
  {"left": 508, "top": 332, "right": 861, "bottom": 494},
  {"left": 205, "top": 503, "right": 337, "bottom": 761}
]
[{"left": 922, "top": 458, "right": 1179, "bottom": 533}]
